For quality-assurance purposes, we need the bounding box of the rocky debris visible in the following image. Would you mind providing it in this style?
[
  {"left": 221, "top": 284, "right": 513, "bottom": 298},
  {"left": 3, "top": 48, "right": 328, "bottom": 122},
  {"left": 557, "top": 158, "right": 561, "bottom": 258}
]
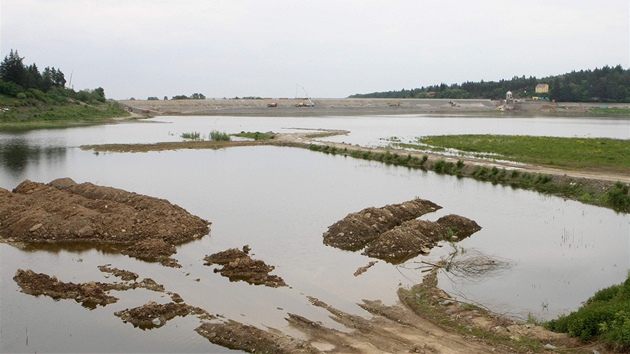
[
  {"left": 203, "top": 246, "right": 249, "bottom": 265},
  {"left": 0, "top": 178, "right": 210, "bottom": 245},
  {"left": 14, "top": 267, "right": 168, "bottom": 310},
  {"left": 436, "top": 214, "right": 482, "bottom": 239},
  {"left": 354, "top": 261, "right": 378, "bottom": 277},
  {"left": 13, "top": 269, "right": 121, "bottom": 308},
  {"left": 323, "top": 198, "right": 442, "bottom": 251},
  {"left": 121, "top": 238, "right": 180, "bottom": 267},
  {"left": 97, "top": 264, "right": 139, "bottom": 281},
  {"left": 196, "top": 320, "right": 318, "bottom": 354},
  {"left": 115, "top": 301, "right": 210, "bottom": 329},
  {"left": 204, "top": 246, "right": 287, "bottom": 287}
]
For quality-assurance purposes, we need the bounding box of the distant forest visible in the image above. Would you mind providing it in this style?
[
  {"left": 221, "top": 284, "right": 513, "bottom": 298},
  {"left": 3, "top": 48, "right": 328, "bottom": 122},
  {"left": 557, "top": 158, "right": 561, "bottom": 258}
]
[{"left": 349, "top": 65, "right": 630, "bottom": 103}]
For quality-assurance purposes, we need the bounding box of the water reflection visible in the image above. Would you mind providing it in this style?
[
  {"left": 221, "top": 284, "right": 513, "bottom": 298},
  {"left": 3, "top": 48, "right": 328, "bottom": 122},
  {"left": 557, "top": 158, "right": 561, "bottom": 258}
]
[
  {"left": 0, "top": 137, "right": 66, "bottom": 178},
  {"left": 13, "top": 241, "right": 125, "bottom": 255}
]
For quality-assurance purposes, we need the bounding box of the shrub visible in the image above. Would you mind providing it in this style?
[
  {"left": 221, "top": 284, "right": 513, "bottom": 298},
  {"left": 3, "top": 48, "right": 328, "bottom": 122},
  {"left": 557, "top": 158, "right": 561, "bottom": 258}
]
[
  {"left": 209, "top": 130, "right": 230, "bottom": 141},
  {"left": 546, "top": 272, "right": 630, "bottom": 348},
  {"left": 605, "top": 182, "right": 630, "bottom": 210},
  {"left": 181, "top": 131, "right": 201, "bottom": 141}
]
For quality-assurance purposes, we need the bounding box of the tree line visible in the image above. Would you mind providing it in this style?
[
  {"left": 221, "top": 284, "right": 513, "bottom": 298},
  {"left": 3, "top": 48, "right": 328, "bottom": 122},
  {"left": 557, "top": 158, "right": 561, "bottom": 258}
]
[
  {"left": 0, "top": 49, "right": 106, "bottom": 103},
  {"left": 349, "top": 65, "right": 630, "bottom": 103}
]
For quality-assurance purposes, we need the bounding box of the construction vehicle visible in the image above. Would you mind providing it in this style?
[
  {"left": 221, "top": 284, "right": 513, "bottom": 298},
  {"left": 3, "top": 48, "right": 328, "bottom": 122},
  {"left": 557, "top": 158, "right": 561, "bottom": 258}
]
[{"left": 295, "top": 84, "right": 315, "bottom": 107}]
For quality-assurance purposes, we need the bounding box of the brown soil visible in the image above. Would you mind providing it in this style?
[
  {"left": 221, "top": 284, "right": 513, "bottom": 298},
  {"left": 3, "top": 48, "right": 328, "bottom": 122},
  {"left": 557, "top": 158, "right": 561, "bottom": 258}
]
[
  {"left": 13, "top": 268, "right": 165, "bottom": 309},
  {"left": 196, "top": 320, "right": 319, "bottom": 353},
  {"left": 322, "top": 198, "right": 482, "bottom": 264},
  {"left": 97, "top": 265, "right": 139, "bottom": 281},
  {"left": 13, "top": 269, "right": 121, "bottom": 308},
  {"left": 323, "top": 198, "right": 442, "bottom": 251},
  {"left": 115, "top": 301, "right": 210, "bottom": 329},
  {"left": 204, "top": 246, "right": 288, "bottom": 287},
  {"left": 0, "top": 178, "right": 210, "bottom": 264}
]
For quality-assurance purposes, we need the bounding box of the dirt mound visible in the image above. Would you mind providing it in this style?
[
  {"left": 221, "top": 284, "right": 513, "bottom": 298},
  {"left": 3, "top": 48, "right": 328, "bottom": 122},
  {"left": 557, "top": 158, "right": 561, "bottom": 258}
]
[
  {"left": 204, "top": 246, "right": 287, "bottom": 287},
  {"left": 14, "top": 269, "right": 120, "bottom": 308},
  {"left": 324, "top": 199, "right": 482, "bottom": 264},
  {"left": 436, "top": 214, "right": 482, "bottom": 238},
  {"left": 115, "top": 301, "right": 209, "bottom": 329},
  {"left": 0, "top": 178, "right": 210, "bottom": 245},
  {"left": 0, "top": 178, "right": 210, "bottom": 265},
  {"left": 362, "top": 219, "right": 446, "bottom": 263},
  {"left": 97, "top": 265, "right": 139, "bottom": 281},
  {"left": 323, "top": 198, "right": 442, "bottom": 251},
  {"left": 13, "top": 268, "right": 168, "bottom": 309}
]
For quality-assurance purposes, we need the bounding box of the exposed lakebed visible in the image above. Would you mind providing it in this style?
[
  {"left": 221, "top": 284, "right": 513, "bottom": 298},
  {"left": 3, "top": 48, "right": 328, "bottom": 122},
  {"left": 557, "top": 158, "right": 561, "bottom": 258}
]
[{"left": 1, "top": 114, "right": 628, "bottom": 353}]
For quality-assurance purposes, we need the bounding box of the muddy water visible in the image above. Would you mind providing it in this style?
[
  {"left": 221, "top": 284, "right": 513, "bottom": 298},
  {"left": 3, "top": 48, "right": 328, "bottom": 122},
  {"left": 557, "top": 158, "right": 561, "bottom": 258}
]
[{"left": 1, "top": 114, "right": 628, "bottom": 353}]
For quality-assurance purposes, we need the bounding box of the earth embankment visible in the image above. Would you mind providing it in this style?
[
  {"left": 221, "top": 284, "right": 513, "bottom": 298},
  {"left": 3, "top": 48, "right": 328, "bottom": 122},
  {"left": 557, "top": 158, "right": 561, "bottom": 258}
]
[
  {"left": 117, "top": 98, "right": 630, "bottom": 116},
  {"left": 117, "top": 98, "right": 499, "bottom": 116}
]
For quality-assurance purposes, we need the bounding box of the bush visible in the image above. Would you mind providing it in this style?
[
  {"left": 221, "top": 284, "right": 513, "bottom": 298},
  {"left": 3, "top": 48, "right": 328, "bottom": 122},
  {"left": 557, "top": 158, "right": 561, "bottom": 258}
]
[
  {"left": 181, "top": 131, "right": 201, "bottom": 141},
  {"left": 16, "top": 92, "right": 26, "bottom": 99},
  {"left": 209, "top": 130, "right": 230, "bottom": 141},
  {"left": 605, "top": 182, "right": 630, "bottom": 210},
  {"left": 546, "top": 273, "right": 630, "bottom": 348}
]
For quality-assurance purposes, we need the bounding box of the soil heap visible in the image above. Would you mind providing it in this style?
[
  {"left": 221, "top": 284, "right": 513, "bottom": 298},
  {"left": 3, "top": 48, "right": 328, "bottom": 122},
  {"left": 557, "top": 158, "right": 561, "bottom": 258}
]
[
  {"left": 0, "top": 178, "right": 210, "bottom": 263},
  {"left": 324, "top": 199, "right": 482, "bottom": 264}
]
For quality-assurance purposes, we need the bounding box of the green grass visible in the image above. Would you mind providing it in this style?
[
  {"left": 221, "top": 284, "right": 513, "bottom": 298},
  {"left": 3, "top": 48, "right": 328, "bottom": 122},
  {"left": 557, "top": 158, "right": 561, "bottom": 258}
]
[
  {"left": 307, "top": 142, "right": 630, "bottom": 212},
  {"left": 413, "top": 135, "right": 630, "bottom": 173},
  {"left": 0, "top": 100, "right": 129, "bottom": 130},
  {"left": 590, "top": 107, "right": 630, "bottom": 115}
]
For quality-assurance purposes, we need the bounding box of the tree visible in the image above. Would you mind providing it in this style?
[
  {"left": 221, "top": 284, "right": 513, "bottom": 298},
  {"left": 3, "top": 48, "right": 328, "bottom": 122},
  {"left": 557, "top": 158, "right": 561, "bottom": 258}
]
[
  {"left": 93, "top": 87, "right": 105, "bottom": 102},
  {"left": 0, "top": 49, "right": 27, "bottom": 88},
  {"left": 40, "top": 67, "right": 53, "bottom": 92},
  {"left": 50, "top": 67, "right": 66, "bottom": 87},
  {"left": 25, "top": 63, "right": 42, "bottom": 89}
]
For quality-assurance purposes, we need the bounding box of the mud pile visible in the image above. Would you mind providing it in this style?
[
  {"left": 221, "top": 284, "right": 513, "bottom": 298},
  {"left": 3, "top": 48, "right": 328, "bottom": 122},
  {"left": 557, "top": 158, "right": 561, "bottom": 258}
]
[
  {"left": 323, "top": 199, "right": 481, "bottom": 264},
  {"left": 204, "top": 246, "right": 287, "bottom": 287},
  {"left": 13, "top": 268, "right": 168, "bottom": 309},
  {"left": 13, "top": 269, "right": 120, "bottom": 308},
  {"left": 115, "top": 301, "right": 210, "bottom": 329},
  {"left": 0, "top": 178, "right": 210, "bottom": 264},
  {"left": 323, "top": 198, "right": 442, "bottom": 251}
]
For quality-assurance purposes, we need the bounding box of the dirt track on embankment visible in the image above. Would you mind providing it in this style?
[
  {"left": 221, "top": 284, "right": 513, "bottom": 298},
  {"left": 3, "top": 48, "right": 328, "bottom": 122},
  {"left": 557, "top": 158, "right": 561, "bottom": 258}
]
[{"left": 117, "top": 97, "right": 630, "bottom": 116}]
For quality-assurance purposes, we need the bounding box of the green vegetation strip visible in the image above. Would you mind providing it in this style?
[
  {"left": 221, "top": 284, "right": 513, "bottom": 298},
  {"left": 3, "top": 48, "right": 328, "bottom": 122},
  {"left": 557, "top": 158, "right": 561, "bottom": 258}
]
[
  {"left": 545, "top": 272, "right": 630, "bottom": 351},
  {"left": 307, "top": 143, "right": 630, "bottom": 212},
  {"left": 411, "top": 135, "right": 630, "bottom": 173}
]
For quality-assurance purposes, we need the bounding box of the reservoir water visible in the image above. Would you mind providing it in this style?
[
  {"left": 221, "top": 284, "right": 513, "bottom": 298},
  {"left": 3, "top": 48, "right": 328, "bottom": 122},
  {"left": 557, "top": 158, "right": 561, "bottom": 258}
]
[{"left": 1, "top": 114, "right": 629, "bottom": 353}]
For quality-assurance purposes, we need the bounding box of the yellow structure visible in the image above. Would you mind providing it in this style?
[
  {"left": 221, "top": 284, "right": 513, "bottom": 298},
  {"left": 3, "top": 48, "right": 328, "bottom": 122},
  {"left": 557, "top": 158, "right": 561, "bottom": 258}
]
[{"left": 535, "top": 84, "right": 549, "bottom": 93}]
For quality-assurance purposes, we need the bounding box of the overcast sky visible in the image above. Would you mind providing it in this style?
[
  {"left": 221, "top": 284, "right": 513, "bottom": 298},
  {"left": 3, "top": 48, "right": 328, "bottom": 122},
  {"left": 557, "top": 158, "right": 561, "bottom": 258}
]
[{"left": 1, "top": 0, "right": 628, "bottom": 99}]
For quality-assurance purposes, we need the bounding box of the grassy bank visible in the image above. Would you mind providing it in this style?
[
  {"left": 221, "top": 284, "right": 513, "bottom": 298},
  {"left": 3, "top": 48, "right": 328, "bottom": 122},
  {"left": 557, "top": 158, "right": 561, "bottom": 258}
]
[
  {"left": 405, "top": 135, "right": 630, "bottom": 174},
  {"left": 545, "top": 272, "right": 630, "bottom": 351},
  {"left": 0, "top": 94, "right": 130, "bottom": 130},
  {"left": 306, "top": 142, "right": 630, "bottom": 212}
]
